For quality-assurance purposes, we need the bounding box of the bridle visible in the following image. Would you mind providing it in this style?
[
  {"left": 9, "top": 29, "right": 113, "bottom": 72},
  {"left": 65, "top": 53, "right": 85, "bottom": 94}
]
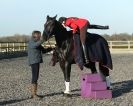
[{"left": 44, "top": 20, "right": 53, "bottom": 39}]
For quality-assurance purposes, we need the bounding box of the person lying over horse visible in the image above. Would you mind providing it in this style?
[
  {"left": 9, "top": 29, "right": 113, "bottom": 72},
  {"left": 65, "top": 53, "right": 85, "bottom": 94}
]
[{"left": 51, "top": 16, "right": 109, "bottom": 70}]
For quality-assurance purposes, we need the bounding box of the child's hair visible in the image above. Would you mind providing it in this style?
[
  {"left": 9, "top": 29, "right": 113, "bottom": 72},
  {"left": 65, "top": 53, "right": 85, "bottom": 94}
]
[
  {"left": 32, "top": 30, "right": 41, "bottom": 38},
  {"left": 58, "top": 17, "right": 67, "bottom": 23}
]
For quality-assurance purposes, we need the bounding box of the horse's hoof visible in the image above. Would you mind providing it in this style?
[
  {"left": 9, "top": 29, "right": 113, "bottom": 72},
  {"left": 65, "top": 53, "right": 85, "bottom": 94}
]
[{"left": 63, "top": 93, "right": 72, "bottom": 97}]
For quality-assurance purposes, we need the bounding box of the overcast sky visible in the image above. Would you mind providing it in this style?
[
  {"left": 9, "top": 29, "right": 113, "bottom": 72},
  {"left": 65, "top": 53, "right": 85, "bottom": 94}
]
[{"left": 0, "top": 0, "right": 133, "bottom": 36}]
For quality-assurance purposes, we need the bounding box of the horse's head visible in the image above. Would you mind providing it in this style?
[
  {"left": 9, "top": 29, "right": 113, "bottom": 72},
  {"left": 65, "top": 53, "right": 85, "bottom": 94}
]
[{"left": 43, "top": 15, "right": 57, "bottom": 41}]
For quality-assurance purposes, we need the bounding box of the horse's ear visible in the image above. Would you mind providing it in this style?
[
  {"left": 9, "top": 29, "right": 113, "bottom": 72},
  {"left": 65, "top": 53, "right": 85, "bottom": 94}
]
[
  {"left": 47, "top": 15, "right": 49, "bottom": 19},
  {"left": 53, "top": 15, "right": 57, "bottom": 20}
]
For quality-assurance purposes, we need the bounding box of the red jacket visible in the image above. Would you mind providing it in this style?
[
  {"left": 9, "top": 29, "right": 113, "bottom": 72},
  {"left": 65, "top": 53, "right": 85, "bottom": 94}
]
[{"left": 64, "top": 17, "right": 89, "bottom": 33}]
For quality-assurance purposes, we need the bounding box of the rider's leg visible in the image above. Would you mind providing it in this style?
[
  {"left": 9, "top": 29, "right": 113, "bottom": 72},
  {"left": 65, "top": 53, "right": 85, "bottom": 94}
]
[
  {"left": 80, "top": 23, "right": 89, "bottom": 64},
  {"left": 88, "top": 24, "right": 109, "bottom": 29},
  {"left": 73, "top": 34, "right": 84, "bottom": 70}
]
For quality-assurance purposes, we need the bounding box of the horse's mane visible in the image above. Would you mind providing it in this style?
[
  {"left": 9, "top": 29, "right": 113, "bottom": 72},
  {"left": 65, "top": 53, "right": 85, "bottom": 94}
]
[
  {"left": 53, "top": 20, "right": 73, "bottom": 48},
  {"left": 54, "top": 20, "right": 72, "bottom": 37}
]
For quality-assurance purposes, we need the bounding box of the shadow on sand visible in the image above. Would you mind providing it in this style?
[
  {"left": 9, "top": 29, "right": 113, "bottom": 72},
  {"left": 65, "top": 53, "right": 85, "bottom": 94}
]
[
  {"left": 44, "top": 89, "right": 81, "bottom": 98},
  {"left": 0, "top": 51, "right": 27, "bottom": 60},
  {"left": 0, "top": 98, "right": 29, "bottom": 105},
  {"left": 112, "top": 80, "right": 133, "bottom": 98}
]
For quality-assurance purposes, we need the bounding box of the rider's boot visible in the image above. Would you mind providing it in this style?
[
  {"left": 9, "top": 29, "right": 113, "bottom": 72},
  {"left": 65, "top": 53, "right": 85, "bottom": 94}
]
[{"left": 82, "top": 43, "right": 89, "bottom": 64}]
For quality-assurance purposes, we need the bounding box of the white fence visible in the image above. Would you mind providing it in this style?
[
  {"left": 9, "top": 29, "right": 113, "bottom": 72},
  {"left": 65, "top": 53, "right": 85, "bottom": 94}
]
[
  {"left": 108, "top": 41, "right": 133, "bottom": 53},
  {"left": 0, "top": 41, "right": 133, "bottom": 53},
  {"left": 0, "top": 41, "right": 56, "bottom": 53},
  {"left": 0, "top": 42, "right": 27, "bottom": 53}
]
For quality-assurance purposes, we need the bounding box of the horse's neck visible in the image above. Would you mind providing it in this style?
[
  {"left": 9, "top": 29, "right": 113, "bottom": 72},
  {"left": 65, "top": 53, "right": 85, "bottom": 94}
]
[
  {"left": 54, "top": 25, "right": 72, "bottom": 48},
  {"left": 53, "top": 24, "right": 74, "bottom": 61},
  {"left": 55, "top": 32, "right": 71, "bottom": 49}
]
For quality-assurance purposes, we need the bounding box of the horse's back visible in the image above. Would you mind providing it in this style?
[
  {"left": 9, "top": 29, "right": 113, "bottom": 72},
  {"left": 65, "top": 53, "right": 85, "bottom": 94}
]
[{"left": 86, "top": 33, "right": 108, "bottom": 45}]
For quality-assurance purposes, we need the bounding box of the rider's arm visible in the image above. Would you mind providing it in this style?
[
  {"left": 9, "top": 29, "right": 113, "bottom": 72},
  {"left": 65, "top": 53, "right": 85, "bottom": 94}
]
[
  {"left": 65, "top": 18, "right": 78, "bottom": 33},
  {"left": 70, "top": 23, "right": 78, "bottom": 34}
]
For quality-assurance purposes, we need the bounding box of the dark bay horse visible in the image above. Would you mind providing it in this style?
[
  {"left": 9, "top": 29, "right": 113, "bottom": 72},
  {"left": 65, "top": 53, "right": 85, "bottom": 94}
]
[{"left": 43, "top": 15, "right": 113, "bottom": 95}]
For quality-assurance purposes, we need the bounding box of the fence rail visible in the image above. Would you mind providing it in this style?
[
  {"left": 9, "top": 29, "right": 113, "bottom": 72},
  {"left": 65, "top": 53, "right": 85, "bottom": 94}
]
[
  {"left": 108, "top": 41, "right": 133, "bottom": 49},
  {"left": 0, "top": 42, "right": 27, "bottom": 53},
  {"left": 0, "top": 41, "right": 133, "bottom": 53}
]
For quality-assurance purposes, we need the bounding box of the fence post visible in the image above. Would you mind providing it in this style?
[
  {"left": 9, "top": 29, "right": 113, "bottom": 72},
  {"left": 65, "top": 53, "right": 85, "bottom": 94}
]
[
  {"left": 128, "top": 41, "right": 130, "bottom": 49},
  {"left": 7, "top": 43, "right": 9, "bottom": 52},
  {"left": 19, "top": 43, "right": 21, "bottom": 51},
  {"left": 24, "top": 43, "right": 26, "bottom": 51},
  {"left": 13, "top": 43, "right": 15, "bottom": 52},
  {"left": 0, "top": 43, "right": 1, "bottom": 52},
  {"left": 110, "top": 41, "right": 112, "bottom": 49}
]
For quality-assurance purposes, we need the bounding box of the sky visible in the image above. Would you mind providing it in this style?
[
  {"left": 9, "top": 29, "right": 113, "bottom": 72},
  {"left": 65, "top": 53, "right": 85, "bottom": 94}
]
[{"left": 0, "top": 0, "right": 133, "bottom": 36}]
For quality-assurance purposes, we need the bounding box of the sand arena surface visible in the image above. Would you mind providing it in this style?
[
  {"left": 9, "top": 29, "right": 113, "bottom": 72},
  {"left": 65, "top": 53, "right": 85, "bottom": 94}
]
[{"left": 0, "top": 54, "right": 133, "bottom": 106}]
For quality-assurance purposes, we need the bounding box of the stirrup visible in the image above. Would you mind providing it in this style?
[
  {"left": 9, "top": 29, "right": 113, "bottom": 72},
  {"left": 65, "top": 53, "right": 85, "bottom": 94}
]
[
  {"left": 85, "top": 57, "right": 89, "bottom": 64},
  {"left": 85, "top": 60, "right": 89, "bottom": 64},
  {"left": 82, "top": 44, "right": 89, "bottom": 64}
]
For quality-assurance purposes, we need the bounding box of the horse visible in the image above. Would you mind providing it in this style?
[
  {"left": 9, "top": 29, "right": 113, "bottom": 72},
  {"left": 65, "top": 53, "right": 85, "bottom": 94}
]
[{"left": 43, "top": 15, "right": 113, "bottom": 96}]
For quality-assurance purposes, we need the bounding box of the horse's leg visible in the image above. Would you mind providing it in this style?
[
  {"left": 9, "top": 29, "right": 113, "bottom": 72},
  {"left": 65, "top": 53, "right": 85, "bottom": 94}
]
[
  {"left": 63, "top": 62, "right": 71, "bottom": 94},
  {"left": 59, "top": 60, "right": 71, "bottom": 94},
  {"left": 85, "top": 61, "right": 97, "bottom": 74},
  {"left": 99, "top": 63, "right": 112, "bottom": 89}
]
